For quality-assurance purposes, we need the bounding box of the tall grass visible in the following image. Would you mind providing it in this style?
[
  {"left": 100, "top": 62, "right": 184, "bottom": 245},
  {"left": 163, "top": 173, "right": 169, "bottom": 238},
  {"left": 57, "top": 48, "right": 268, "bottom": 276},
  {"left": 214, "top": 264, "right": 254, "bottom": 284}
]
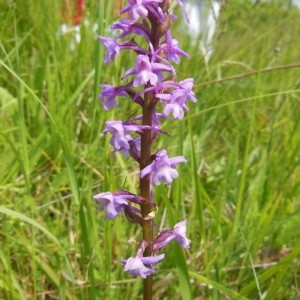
[{"left": 0, "top": 0, "right": 299, "bottom": 299}]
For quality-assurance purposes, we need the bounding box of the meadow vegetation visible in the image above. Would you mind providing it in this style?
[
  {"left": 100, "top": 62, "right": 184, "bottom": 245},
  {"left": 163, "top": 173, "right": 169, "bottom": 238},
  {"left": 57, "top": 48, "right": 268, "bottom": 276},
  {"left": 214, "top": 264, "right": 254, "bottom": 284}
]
[{"left": 0, "top": 0, "right": 299, "bottom": 299}]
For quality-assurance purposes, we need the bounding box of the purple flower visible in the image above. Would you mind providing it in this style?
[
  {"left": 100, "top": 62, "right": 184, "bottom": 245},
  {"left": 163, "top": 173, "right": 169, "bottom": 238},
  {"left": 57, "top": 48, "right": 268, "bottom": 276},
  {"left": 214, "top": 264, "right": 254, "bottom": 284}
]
[
  {"left": 99, "top": 85, "right": 127, "bottom": 110},
  {"left": 120, "top": 0, "right": 163, "bottom": 22},
  {"left": 104, "top": 121, "right": 132, "bottom": 155},
  {"left": 122, "top": 55, "right": 172, "bottom": 87},
  {"left": 152, "top": 219, "right": 190, "bottom": 253},
  {"left": 161, "top": 30, "right": 190, "bottom": 64},
  {"left": 104, "top": 120, "right": 149, "bottom": 156},
  {"left": 173, "top": 219, "right": 190, "bottom": 248},
  {"left": 93, "top": 191, "right": 129, "bottom": 219},
  {"left": 141, "top": 149, "right": 187, "bottom": 185},
  {"left": 121, "top": 240, "right": 165, "bottom": 278},
  {"left": 98, "top": 36, "right": 120, "bottom": 65},
  {"left": 156, "top": 78, "right": 197, "bottom": 119},
  {"left": 93, "top": 190, "right": 144, "bottom": 220},
  {"left": 163, "top": 89, "right": 190, "bottom": 119}
]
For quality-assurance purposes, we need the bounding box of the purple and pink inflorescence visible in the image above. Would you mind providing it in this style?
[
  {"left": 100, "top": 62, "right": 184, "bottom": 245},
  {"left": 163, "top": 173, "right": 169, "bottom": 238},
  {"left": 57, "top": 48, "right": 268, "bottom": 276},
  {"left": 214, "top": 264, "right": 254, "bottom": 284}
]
[{"left": 94, "top": 0, "right": 195, "bottom": 278}]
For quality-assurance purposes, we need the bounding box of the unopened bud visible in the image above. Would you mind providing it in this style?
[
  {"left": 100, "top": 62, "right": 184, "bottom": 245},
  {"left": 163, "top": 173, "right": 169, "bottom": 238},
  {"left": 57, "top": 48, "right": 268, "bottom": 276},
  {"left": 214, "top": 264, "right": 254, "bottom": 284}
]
[
  {"left": 160, "top": 0, "right": 172, "bottom": 12},
  {"left": 156, "top": 13, "right": 172, "bottom": 39}
]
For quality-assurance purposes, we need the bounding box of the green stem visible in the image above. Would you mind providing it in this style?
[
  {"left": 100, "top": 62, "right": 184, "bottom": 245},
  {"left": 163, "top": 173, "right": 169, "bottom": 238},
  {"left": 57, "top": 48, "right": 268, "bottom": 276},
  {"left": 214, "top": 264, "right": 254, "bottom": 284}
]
[{"left": 140, "top": 90, "right": 154, "bottom": 300}]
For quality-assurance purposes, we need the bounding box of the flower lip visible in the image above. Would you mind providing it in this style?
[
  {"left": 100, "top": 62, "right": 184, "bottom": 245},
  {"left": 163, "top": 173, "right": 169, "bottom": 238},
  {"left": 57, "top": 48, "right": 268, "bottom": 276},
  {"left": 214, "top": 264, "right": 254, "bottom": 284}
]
[
  {"left": 141, "top": 149, "right": 187, "bottom": 185},
  {"left": 93, "top": 191, "right": 128, "bottom": 219},
  {"left": 97, "top": 36, "right": 120, "bottom": 65},
  {"left": 122, "top": 55, "right": 173, "bottom": 87},
  {"left": 121, "top": 240, "right": 165, "bottom": 278}
]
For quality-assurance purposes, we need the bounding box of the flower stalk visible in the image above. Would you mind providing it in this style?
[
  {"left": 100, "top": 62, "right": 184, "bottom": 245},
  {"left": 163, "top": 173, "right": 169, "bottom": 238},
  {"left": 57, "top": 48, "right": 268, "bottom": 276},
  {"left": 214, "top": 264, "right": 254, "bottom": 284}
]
[
  {"left": 93, "top": 1, "right": 195, "bottom": 298},
  {"left": 140, "top": 89, "right": 154, "bottom": 299}
]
